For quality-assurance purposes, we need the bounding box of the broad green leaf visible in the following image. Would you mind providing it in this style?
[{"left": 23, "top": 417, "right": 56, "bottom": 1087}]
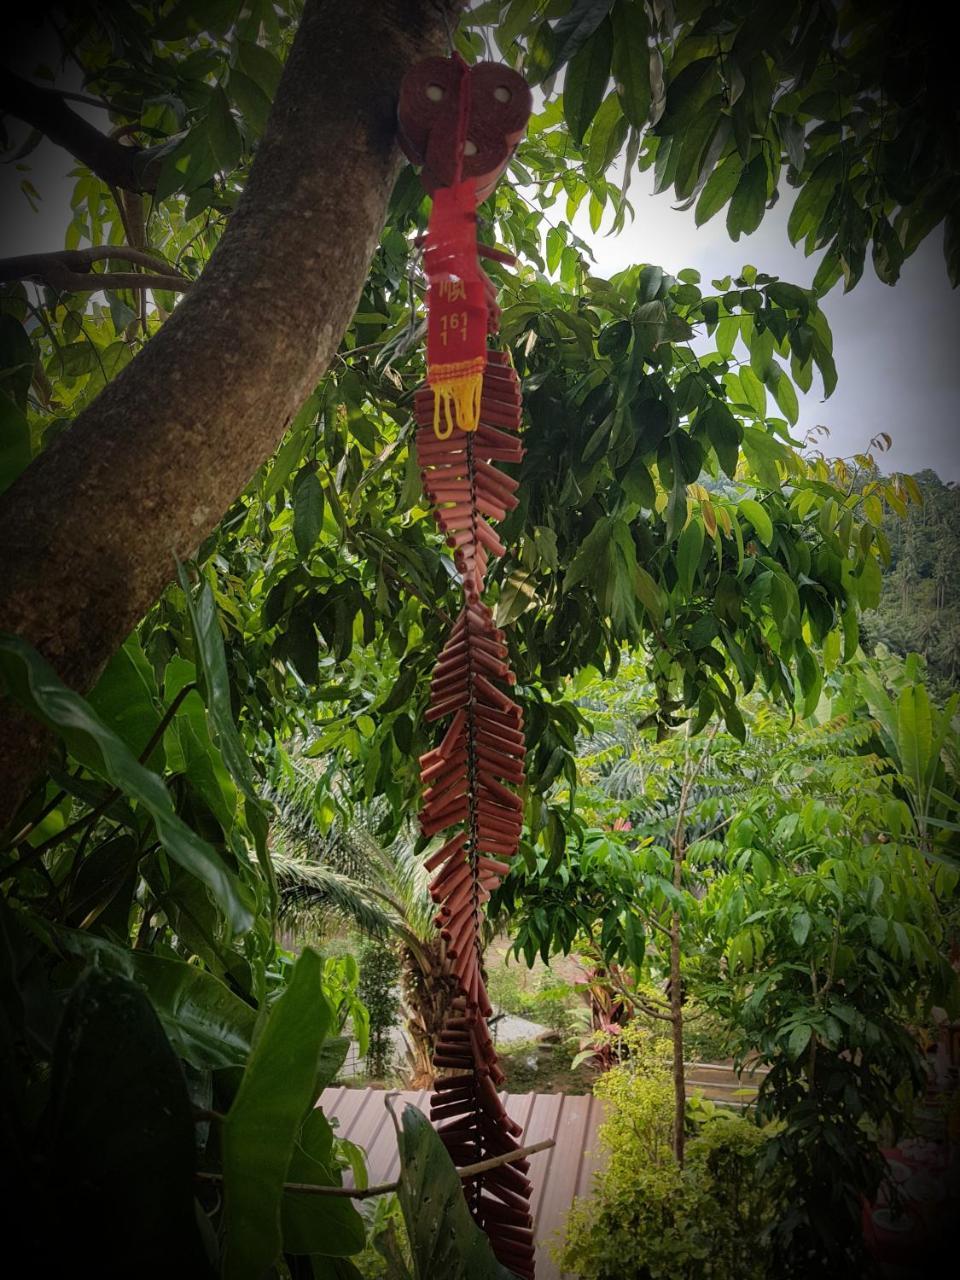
[
  {"left": 796, "top": 644, "right": 822, "bottom": 719},
  {"left": 293, "top": 464, "right": 325, "bottom": 556},
  {"left": 738, "top": 366, "right": 766, "bottom": 417},
  {"left": 44, "top": 970, "right": 209, "bottom": 1273},
  {"left": 610, "top": 0, "right": 650, "bottom": 127},
  {"left": 738, "top": 498, "right": 773, "bottom": 548},
  {"left": 178, "top": 567, "right": 274, "bottom": 899},
  {"left": 546, "top": 0, "right": 615, "bottom": 77},
  {"left": 0, "top": 393, "right": 31, "bottom": 496},
  {"left": 726, "top": 154, "right": 766, "bottom": 241},
  {"left": 791, "top": 911, "right": 812, "bottom": 945},
  {"left": 280, "top": 1108, "right": 366, "bottom": 1256},
  {"left": 563, "top": 18, "right": 612, "bottom": 144},
  {"left": 56, "top": 927, "right": 255, "bottom": 1069},
  {"left": 389, "top": 1100, "right": 518, "bottom": 1279},
  {"left": 223, "top": 948, "right": 334, "bottom": 1280},
  {"left": 676, "top": 517, "right": 704, "bottom": 595},
  {"left": 771, "top": 371, "right": 799, "bottom": 425},
  {"left": 88, "top": 635, "right": 163, "bottom": 763},
  {"left": 787, "top": 1023, "right": 812, "bottom": 1060},
  {"left": 586, "top": 92, "right": 628, "bottom": 178},
  {"left": 695, "top": 150, "right": 743, "bottom": 226},
  {"left": 0, "top": 635, "right": 253, "bottom": 933},
  {"left": 700, "top": 400, "right": 742, "bottom": 480}
]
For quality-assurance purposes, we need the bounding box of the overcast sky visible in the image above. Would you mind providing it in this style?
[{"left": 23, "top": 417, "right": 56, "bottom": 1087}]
[{"left": 3, "top": 117, "right": 958, "bottom": 479}]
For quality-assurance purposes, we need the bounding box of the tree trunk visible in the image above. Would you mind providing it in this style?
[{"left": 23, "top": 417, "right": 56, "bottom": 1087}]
[
  {"left": 399, "top": 938, "right": 458, "bottom": 1088},
  {"left": 669, "top": 907, "right": 686, "bottom": 1166},
  {"left": 0, "top": 0, "right": 459, "bottom": 833}
]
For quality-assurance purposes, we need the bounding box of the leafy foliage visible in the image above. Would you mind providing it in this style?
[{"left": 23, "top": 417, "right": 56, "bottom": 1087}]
[
  {"left": 1, "top": 1, "right": 956, "bottom": 1271},
  {"left": 474, "top": 0, "right": 960, "bottom": 290},
  {"left": 558, "top": 1025, "right": 779, "bottom": 1280}
]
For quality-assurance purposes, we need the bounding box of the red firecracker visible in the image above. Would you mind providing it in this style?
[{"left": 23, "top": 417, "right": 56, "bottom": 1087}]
[{"left": 397, "top": 50, "right": 536, "bottom": 1279}]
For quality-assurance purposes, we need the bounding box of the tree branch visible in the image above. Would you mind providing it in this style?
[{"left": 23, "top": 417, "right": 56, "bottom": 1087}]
[
  {"left": 0, "top": 0, "right": 463, "bottom": 833},
  {"left": 0, "top": 247, "right": 191, "bottom": 294},
  {"left": 0, "top": 67, "right": 160, "bottom": 192},
  {"left": 193, "top": 1136, "right": 555, "bottom": 1198}
]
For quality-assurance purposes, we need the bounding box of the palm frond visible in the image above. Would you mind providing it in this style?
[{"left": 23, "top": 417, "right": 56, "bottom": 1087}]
[{"left": 273, "top": 854, "right": 397, "bottom": 938}]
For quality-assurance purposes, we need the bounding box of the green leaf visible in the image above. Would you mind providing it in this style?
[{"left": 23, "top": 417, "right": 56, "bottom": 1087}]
[
  {"left": 546, "top": 0, "right": 615, "bottom": 77},
  {"left": 791, "top": 911, "right": 812, "bottom": 945},
  {"left": 676, "top": 517, "right": 704, "bottom": 595},
  {"left": 695, "top": 150, "right": 743, "bottom": 226},
  {"left": 700, "top": 401, "right": 742, "bottom": 480},
  {"left": 389, "top": 1100, "right": 518, "bottom": 1279},
  {"left": 43, "top": 969, "right": 209, "bottom": 1272},
  {"left": 237, "top": 40, "right": 284, "bottom": 98},
  {"left": 726, "top": 154, "right": 767, "bottom": 241},
  {"left": 56, "top": 927, "right": 255, "bottom": 1069},
  {"left": 293, "top": 464, "right": 325, "bottom": 556},
  {"left": 207, "top": 86, "right": 243, "bottom": 171},
  {"left": 771, "top": 371, "right": 799, "bottom": 425},
  {"left": 738, "top": 366, "right": 767, "bottom": 417},
  {"left": 563, "top": 18, "right": 612, "bottom": 144},
  {"left": 177, "top": 567, "right": 273, "bottom": 890},
  {"left": 787, "top": 1023, "right": 812, "bottom": 1060},
  {"left": 738, "top": 498, "right": 773, "bottom": 547},
  {"left": 611, "top": 0, "right": 650, "bottom": 128},
  {"left": 223, "top": 949, "right": 334, "bottom": 1280},
  {"left": 0, "top": 635, "right": 253, "bottom": 934},
  {"left": 564, "top": 517, "right": 612, "bottom": 592},
  {"left": 88, "top": 635, "right": 162, "bottom": 762},
  {"left": 0, "top": 392, "right": 32, "bottom": 496},
  {"left": 281, "top": 1108, "right": 366, "bottom": 1256},
  {"left": 586, "top": 92, "right": 628, "bottom": 178},
  {"left": 228, "top": 67, "right": 272, "bottom": 136},
  {"left": 796, "top": 644, "right": 822, "bottom": 718}
]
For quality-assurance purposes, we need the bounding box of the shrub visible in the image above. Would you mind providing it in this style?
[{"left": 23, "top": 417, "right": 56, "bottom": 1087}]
[
  {"left": 557, "top": 1027, "right": 779, "bottom": 1280},
  {"left": 357, "top": 939, "right": 400, "bottom": 1080}
]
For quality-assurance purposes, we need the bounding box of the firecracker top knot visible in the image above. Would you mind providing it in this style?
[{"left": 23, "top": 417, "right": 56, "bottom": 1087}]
[{"left": 397, "top": 56, "right": 532, "bottom": 200}]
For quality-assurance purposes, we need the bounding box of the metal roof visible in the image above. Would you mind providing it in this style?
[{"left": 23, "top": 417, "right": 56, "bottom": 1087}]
[{"left": 319, "top": 1086, "right": 608, "bottom": 1279}]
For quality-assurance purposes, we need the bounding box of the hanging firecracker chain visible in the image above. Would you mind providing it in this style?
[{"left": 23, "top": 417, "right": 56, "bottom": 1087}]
[{"left": 398, "top": 53, "right": 537, "bottom": 1279}]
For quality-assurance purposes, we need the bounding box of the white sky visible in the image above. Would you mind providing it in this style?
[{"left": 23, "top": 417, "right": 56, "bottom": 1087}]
[{"left": 3, "top": 119, "right": 958, "bottom": 479}]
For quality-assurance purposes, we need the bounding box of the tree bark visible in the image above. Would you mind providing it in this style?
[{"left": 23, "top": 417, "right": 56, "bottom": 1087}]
[{"left": 0, "top": 0, "right": 459, "bottom": 832}]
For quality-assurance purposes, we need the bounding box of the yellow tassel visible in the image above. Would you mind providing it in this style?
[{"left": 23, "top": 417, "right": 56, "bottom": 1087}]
[{"left": 430, "top": 369, "right": 483, "bottom": 439}]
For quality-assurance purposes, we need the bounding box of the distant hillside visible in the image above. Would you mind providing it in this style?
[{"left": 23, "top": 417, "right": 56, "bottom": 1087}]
[{"left": 860, "top": 469, "right": 960, "bottom": 695}]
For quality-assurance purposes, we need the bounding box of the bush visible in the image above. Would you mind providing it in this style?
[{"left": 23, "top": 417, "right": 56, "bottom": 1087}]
[
  {"left": 357, "top": 939, "right": 400, "bottom": 1080},
  {"left": 557, "top": 1027, "right": 779, "bottom": 1280}
]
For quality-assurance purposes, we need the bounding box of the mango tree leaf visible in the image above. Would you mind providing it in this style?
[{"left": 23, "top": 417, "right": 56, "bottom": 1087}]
[
  {"left": 726, "top": 154, "right": 767, "bottom": 241},
  {"left": 222, "top": 948, "right": 334, "bottom": 1280},
  {"left": 563, "top": 18, "right": 612, "bottom": 144},
  {"left": 610, "top": 0, "right": 650, "bottom": 127},
  {"left": 55, "top": 927, "right": 255, "bottom": 1069},
  {"left": 293, "top": 464, "right": 325, "bottom": 556},
  {"left": 0, "top": 635, "right": 253, "bottom": 934},
  {"left": 545, "top": 0, "right": 615, "bottom": 77},
  {"left": 388, "top": 1100, "right": 518, "bottom": 1280}
]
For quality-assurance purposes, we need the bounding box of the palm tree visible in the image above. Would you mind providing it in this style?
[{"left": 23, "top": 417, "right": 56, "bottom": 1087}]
[{"left": 266, "top": 763, "right": 458, "bottom": 1086}]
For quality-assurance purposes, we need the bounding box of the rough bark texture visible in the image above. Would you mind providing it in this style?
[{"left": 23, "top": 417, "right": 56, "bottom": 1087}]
[{"left": 0, "top": 0, "right": 458, "bottom": 832}]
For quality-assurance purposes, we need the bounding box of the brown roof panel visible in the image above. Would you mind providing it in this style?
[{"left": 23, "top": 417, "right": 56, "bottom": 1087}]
[{"left": 319, "top": 1086, "right": 608, "bottom": 1280}]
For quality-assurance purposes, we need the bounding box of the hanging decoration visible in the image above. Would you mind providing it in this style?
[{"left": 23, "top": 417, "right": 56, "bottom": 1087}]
[{"left": 398, "top": 53, "right": 536, "bottom": 1279}]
